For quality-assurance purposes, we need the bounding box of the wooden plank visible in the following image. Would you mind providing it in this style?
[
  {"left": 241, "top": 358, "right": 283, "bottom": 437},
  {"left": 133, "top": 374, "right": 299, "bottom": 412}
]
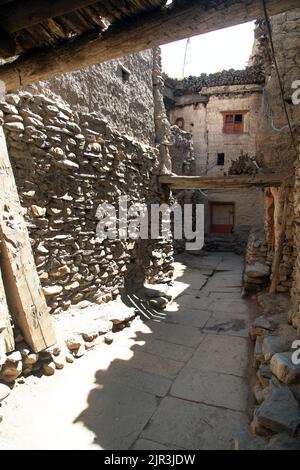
[
  {"left": 0, "top": 27, "right": 16, "bottom": 58},
  {"left": 0, "top": 263, "right": 14, "bottom": 353},
  {"left": 0, "top": 127, "right": 56, "bottom": 353},
  {"left": 0, "top": 0, "right": 101, "bottom": 34},
  {"left": 159, "top": 174, "right": 283, "bottom": 190},
  {"left": 269, "top": 188, "right": 289, "bottom": 294},
  {"left": 0, "top": 0, "right": 298, "bottom": 89}
]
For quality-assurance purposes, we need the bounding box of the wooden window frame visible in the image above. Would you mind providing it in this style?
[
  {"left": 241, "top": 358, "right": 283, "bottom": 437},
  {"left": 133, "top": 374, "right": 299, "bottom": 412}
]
[{"left": 221, "top": 111, "right": 248, "bottom": 134}]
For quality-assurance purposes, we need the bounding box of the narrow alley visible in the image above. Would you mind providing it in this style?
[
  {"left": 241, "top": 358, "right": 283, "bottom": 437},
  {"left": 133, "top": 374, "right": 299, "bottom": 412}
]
[{"left": 0, "top": 252, "right": 257, "bottom": 450}]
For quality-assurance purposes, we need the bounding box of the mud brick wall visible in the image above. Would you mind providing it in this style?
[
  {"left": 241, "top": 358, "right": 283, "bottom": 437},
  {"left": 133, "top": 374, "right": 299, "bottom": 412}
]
[{"left": 0, "top": 91, "right": 174, "bottom": 313}]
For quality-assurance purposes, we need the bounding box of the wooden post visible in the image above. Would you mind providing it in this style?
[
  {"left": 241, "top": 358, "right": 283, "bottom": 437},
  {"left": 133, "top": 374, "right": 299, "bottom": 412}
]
[
  {"left": 0, "top": 263, "right": 14, "bottom": 352},
  {"left": 0, "top": 127, "right": 56, "bottom": 352},
  {"left": 269, "top": 188, "right": 289, "bottom": 294}
]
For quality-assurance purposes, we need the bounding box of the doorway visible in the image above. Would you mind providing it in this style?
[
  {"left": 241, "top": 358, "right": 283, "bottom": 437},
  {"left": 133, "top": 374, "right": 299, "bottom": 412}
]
[{"left": 210, "top": 202, "right": 235, "bottom": 234}]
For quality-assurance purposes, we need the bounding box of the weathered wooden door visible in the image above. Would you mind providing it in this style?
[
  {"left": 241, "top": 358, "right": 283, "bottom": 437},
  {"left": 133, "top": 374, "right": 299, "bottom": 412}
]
[
  {"left": 0, "top": 127, "right": 56, "bottom": 352},
  {"left": 210, "top": 203, "right": 234, "bottom": 234}
]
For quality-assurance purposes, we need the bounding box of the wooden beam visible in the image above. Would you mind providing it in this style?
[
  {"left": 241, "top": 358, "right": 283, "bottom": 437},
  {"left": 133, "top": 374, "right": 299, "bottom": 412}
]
[
  {"left": 0, "top": 264, "right": 14, "bottom": 353},
  {"left": 269, "top": 188, "right": 289, "bottom": 294},
  {"left": 0, "top": 27, "right": 16, "bottom": 58},
  {"left": 159, "top": 174, "right": 283, "bottom": 190},
  {"left": 0, "top": 0, "right": 298, "bottom": 90},
  {"left": 0, "top": 127, "right": 56, "bottom": 353},
  {"left": 0, "top": 0, "right": 101, "bottom": 34}
]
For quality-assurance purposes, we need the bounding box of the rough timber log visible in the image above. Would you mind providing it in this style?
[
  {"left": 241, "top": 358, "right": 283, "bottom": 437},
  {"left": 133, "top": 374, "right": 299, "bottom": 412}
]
[
  {"left": 0, "top": 266, "right": 14, "bottom": 352},
  {"left": 0, "top": 0, "right": 298, "bottom": 90},
  {"left": 0, "top": 27, "right": 15, "bottom": 58},
  {"left": 0, "top": 0, "right": 100, "bottom": 34},
  {"left": 159, "top": 174, "right": 283, "bottom": 190},
  {"left": 0, "top": 127, "right": 56, "bottom": 353}
]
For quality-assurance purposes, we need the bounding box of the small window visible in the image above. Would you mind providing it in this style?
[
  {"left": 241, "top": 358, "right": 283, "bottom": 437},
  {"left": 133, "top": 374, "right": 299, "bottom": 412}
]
[
  {"left": 222, "top": 112, "right": 246, "bottom": 133},
  {"left": 217, "top": 153, "right": 225, "bottom": 166},
  {"left": 120, "top": 64, "right": 131, "bottom": 83},
  {"left": 175, "top": 117, "right": 185, "bottom": 129}
]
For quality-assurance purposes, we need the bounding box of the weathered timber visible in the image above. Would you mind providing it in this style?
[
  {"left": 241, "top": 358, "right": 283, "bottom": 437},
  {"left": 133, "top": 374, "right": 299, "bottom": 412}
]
[
  {"left": 0, "top": 27, "right": 15, "bottom": 58},
  {"left": 270, "top": 188, "right": 289, "bottom": 294},
  {"left": 0, "top": 265, "right": 14, "bottom": 352},
  {"left": 159, "top": 174, "right": 283, "bottom": 190},
  {"left": 0, "top": 0, "right": 101, "bottom": 34},
  {"left": 0, "top": 127, "right": 56, "bottom": 353},
  {"left": 0, "top": 0, "right": 298, "bottom": 90}
]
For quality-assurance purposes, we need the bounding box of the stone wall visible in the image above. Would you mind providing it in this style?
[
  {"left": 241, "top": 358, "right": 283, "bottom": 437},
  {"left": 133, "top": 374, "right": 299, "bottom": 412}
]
[
  {"left": 204, "top": 86, "right": 262, "bottom": 177},
  {"left": 253, "top": 9, "right": 300, "bottom": 317},
  {"left": 255, "top": 9, "right": 300, "bottom": 173},
  {"left": 168, "top": 84, "right": 262, "bottom": 176},
  {"left": 169, "top": 125, "right": 195, "bottom": 176},
  {"left": 169, "top": 102, "right": 207, "bottom": 175},
  {"left": 0, "top": 91, "right": 174, "bottom": 314},
  {"left": 28, "top": 50, "right": 156, "bottom": 145}
]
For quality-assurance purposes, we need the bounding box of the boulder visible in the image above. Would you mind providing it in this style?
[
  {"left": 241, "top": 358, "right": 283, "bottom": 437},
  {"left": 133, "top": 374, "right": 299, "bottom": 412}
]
[
  {"left": 245, "top": 262, "right": 270, "bottom": 278},
  {"left": 42, "top": 362, "right": 56, "bottom": 376},
  {"left": 262, "top": 336, "right": 290, "bottom": 362},
  {"left": 250, "top": 316, "right": 277, "bottom": 340},
  {"left": 255, "top": 385, "right": 300, "bottom": 436},
  {"left": 0, "top": 361, "right": 22, "bottom": 383},
  {"left": 271, "top": 352, "right": 300, "bottom": 385},
  {"left": 65, "top": 336, "right": 83, "bottom": 351}
]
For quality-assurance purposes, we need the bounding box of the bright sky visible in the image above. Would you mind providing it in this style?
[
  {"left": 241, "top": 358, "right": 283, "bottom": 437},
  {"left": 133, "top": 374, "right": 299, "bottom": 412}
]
[{"left": 161, "top": 21, "right": 256, "bottom": 79}]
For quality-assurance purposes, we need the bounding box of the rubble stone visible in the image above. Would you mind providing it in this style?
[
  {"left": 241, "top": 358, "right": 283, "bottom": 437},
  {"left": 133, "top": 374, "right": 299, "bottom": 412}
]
[
  {"left": 270, "top": 352, "right": 300, "bottom": 385},
  {"left": 254, "top": 386, "right": 300, "bottom": 436},
  {"left": 262, "top": 336, "right": 290, "bottom": 362}
]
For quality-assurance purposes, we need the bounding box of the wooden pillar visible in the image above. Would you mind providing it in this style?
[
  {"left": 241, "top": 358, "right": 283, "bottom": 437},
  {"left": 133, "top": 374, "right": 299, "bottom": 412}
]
[
  {"left": 0, "top": 265, "right": 14, "bottom": 353},
  {"left": 0, "top": 127, "right": 56, "bottom": 352},
  {"left": 269, "top": 187, "right": 289, "bottom": 294}
]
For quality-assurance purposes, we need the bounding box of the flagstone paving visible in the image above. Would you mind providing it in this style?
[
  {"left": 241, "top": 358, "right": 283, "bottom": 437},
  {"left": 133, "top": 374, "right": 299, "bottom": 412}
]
[{"left": 0, "top": 252, "right": 258, "bottom": 450}]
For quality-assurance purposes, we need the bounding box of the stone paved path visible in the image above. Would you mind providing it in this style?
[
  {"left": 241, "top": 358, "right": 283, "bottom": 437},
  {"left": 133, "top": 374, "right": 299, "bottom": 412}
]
[{"left": 0, "top": 252, "right": 257, "bottom": 450}]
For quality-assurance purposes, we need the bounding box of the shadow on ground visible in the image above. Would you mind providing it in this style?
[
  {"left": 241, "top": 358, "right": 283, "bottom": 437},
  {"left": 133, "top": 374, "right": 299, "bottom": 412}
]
[{"left": 73, "top": 252, "right": 258, "bottom": 450}]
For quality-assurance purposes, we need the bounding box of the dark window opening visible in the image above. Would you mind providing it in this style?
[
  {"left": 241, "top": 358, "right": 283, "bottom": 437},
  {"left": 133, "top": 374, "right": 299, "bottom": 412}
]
[
  {"left": 234, "top": 114, "right": 243, "bottom": 123},
  {"left": 217, "top": 153, "right": 225, "bottom": 166},
  {"left": 120, "top": 65, "right": 131, "bottom": 83},
  {"left": 175, "top": 117, "right": 185, "bottom": 129}
]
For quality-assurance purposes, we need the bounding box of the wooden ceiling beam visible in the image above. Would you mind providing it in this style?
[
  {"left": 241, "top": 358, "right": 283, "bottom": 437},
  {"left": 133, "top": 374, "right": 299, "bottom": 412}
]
[
  {"left": 159, "top": 174, "right": 283, "bottom": 190},
  {"left": 0, "top": 27, "right": 16, "bottom": 58},
  {"left": 0, "top": 0, "right": 299, "bottom": 90},
  {"left": 0, "top": 0, "right": 101, "bottom": 34}
]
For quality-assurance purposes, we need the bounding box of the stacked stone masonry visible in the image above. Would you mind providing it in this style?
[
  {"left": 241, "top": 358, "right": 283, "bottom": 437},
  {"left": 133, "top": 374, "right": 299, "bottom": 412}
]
[
  {"left": 254, "top": 9, "right": 300, "bottom": 323},
  {"left": 0, "top": 91, "right": 174, "bottom": 314}
]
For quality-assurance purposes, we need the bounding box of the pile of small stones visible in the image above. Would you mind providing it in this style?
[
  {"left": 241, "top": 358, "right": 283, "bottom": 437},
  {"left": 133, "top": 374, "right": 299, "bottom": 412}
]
[
  {"left": 0, "top": 91, "right": 174, "bottom": 314},
  {"left": 250, "top": 292, "right": 300, "bottom": 441},
  {"left": 164, "top": 66, "right": 265, "bottom": 95},
  {"left": 228, "top": 153, "right": 259, "bottom": 176}
]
